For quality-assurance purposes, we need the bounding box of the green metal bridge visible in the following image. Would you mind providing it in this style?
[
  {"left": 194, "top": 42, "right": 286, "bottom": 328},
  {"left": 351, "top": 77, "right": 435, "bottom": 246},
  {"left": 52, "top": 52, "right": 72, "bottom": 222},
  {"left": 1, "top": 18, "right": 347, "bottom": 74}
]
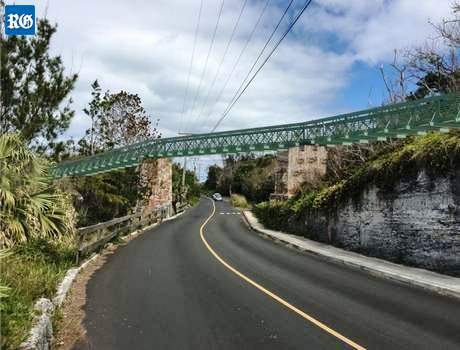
[{"left": 52, "top": 94, "right": 460, "bottom": 178}]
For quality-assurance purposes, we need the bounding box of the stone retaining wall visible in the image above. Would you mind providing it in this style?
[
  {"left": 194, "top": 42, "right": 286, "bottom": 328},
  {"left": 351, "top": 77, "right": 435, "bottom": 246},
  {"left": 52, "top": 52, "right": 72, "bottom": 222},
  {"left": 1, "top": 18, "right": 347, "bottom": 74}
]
[{"left": 280, "top": 170, "right": 460, "bottom": 276}]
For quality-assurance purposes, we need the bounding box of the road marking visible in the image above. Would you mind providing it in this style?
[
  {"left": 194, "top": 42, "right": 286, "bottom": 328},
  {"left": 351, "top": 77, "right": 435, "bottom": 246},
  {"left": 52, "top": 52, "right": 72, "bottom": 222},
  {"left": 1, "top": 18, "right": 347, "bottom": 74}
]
[{"left": 200, "top": 199, "right": 366, "bottom": 350}]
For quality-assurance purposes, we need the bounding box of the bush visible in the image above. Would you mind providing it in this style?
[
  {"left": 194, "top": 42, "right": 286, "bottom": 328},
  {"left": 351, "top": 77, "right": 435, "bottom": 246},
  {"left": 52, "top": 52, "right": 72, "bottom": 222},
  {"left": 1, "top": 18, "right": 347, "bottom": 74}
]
[
  {"left": 253, "top": 201, "right": 294, "bottom": 231},
  {"left": 254, "top": 131, "right": 460, "bottom": 229},
  {"left": 0, "top": 239, "right": 75, "bottom": 349},
  {"left": 0, "top": 133, "right": 76, "bottom": 246},
  {"left": 231, "top": 194, "right": 250, "bottom": 209}
]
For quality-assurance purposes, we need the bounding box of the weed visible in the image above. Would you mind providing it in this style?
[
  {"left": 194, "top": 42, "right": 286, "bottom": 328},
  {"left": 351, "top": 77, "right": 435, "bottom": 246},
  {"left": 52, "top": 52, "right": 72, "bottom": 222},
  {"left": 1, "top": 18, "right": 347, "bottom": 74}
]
[{"left": 0, "top": 239, "right": 75, "bottom": 349}]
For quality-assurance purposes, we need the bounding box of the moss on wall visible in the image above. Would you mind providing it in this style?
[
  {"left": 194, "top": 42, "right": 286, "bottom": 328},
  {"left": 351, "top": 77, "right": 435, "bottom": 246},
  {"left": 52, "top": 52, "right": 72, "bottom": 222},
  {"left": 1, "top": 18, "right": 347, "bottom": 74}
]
[{"left": 255, "top": 131, "right": 460, "bottom": 229}]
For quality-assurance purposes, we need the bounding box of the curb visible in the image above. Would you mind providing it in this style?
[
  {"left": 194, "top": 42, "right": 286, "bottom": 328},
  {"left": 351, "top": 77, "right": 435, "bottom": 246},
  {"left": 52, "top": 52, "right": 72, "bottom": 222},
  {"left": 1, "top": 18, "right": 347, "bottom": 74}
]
[
  {"left": 241, "top": 210, "right": 460, "bottom": 300},
  {"left": 19, "top": 208, "right": 187, "bottom": 350},
  {"left": 19, "top": 254, "right": 98, "bottom": 350}
]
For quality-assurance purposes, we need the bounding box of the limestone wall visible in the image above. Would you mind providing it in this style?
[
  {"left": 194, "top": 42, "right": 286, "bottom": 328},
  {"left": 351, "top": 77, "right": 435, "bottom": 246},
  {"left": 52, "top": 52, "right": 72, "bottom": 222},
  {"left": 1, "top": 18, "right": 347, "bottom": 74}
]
[
  {"left": 140, "top": 158, "right": 172, "bottom": 213},
  {"left": 274, "top": 145, "right": 328, "bottom": 197},
  {"left": 293, "top": 170, "right": 460, "bottom": 276}
]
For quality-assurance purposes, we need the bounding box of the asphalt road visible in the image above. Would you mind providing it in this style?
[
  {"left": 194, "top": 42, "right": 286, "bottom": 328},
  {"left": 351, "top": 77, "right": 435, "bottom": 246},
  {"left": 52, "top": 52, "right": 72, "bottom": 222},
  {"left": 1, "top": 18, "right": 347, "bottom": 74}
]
[{"left": 78, "top": 199, "right": 460, "bottom": 350}]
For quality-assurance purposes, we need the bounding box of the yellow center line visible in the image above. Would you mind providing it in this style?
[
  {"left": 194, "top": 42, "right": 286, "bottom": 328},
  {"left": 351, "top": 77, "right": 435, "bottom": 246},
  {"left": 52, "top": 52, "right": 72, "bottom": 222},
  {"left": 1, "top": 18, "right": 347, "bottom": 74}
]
[{"left": 199, "top": 198, "right": 366, "bottom": 350}]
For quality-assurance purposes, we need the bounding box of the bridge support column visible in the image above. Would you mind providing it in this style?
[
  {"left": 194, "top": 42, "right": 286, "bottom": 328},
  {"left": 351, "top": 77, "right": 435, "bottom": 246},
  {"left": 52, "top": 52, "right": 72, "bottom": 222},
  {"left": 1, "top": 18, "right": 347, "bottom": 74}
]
[
  {"left": 273, "top": 145, "right": 328, "bottom": 198},
  {"left": 140, "top": 158, "right": 173, "bottom": 215}
]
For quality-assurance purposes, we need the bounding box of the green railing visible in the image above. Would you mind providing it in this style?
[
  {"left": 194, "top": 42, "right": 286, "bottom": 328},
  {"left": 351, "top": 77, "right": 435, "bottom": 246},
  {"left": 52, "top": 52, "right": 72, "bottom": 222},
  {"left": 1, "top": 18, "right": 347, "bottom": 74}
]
[{"left": 52, "top": 94, "right": 460, "bottom": 178}]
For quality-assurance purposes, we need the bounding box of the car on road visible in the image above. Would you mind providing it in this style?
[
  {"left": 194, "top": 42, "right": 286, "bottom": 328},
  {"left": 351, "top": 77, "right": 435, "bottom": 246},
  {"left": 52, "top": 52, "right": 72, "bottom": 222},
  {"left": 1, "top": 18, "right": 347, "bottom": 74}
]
[{"left": 212, "top": 193, "right": 223, "bottom": 201}]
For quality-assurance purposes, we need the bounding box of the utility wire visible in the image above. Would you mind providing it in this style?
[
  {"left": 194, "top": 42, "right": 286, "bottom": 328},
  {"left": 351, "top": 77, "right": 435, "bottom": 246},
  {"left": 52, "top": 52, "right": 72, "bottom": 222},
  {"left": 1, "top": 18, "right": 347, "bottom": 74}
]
[
  {"left": 179, "top": 0, "right": 204, "bottom": 133},
  {"left": 215, "top": 0, "right": 294, "bottom": 125},
  {"left": 212, "top": 0, "right": 314, "bottom": 132},
  {"left": 195, "top": 0, "right": 249, "bottom": 129},
  {"left": 201, "top": 0, "right": 273, "bottom": 128},
  {"left": 185, "top": 0, "right": 225, "bottom": 132}
]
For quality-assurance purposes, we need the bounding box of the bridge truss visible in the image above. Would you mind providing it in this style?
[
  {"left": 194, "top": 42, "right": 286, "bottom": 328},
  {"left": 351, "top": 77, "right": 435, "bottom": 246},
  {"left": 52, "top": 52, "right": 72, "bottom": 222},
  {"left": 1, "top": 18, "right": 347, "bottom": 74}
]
[{"left": 52, "top": 94, "right": 460, "bottom": 178}]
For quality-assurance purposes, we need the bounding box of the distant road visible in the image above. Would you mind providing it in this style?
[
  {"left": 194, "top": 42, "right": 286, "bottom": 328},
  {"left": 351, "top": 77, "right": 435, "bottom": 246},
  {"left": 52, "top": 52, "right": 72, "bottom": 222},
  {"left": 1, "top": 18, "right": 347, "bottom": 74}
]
[{"left": 78, "top": 199, "right": 460, "bottom": 349}]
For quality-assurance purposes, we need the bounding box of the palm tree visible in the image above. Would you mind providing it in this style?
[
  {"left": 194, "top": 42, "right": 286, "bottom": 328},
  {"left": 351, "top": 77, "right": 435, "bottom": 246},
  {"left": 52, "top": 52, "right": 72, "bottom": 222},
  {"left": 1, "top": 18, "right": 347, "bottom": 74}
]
[{"left": 0, "top": 133, "right": 74, "bottom": 247}]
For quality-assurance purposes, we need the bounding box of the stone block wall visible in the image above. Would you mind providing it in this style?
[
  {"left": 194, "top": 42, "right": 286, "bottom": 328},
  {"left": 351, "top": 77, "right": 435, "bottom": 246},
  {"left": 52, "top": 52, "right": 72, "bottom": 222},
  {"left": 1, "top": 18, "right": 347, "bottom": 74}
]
[
  {"left": 140, "top": 158, "right": 172, "bottom": 213},
  {"left": 294, "top": 170, "right": 460, "bottom": 276},
  {"left": 274, "top": 145, "right": 328, "bottom": 197}
]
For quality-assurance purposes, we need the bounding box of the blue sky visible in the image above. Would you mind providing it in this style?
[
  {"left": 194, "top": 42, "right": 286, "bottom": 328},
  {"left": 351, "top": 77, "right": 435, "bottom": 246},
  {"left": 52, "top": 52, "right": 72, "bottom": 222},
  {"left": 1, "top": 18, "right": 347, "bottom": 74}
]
[
  {"left": 5, "top": 0, "right": 455, "bottom": 177},
  {"left": 10, "top": 0, "right": 451, "bottom": 134}
]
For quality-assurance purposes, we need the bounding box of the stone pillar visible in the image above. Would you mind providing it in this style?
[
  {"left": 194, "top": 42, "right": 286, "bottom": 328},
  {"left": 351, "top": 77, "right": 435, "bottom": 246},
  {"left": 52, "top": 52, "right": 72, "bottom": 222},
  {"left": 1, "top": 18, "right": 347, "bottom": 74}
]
[
  {"left": 272, "top": 151, "right": 289, "bottom": 200},
  {"left": 273, "top": 145, "right": 328, "bottom": 198},
  {"left": 140, "top": 158, "right": 172, "bottom": 214}
]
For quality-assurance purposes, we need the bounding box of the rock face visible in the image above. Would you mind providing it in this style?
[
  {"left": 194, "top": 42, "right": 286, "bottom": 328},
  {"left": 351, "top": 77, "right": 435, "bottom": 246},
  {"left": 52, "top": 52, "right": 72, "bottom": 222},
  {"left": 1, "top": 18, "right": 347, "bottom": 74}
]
[{"left": 300, "top": 170, "right": 460, "bottom": 276}]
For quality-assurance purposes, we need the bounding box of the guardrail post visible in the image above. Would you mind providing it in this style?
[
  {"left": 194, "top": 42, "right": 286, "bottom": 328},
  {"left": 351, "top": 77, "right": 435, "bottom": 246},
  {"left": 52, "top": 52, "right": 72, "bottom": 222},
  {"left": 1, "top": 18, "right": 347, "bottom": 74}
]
[{"left": 75, "top": 231, "right": 85, "bottom": 264}]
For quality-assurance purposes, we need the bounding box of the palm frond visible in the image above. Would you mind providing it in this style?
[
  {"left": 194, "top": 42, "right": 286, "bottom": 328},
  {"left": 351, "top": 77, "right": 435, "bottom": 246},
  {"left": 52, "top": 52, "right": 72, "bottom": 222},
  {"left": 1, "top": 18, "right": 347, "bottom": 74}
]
[{"left": 0, "top": 133, "right": 76, "bottom": 247}]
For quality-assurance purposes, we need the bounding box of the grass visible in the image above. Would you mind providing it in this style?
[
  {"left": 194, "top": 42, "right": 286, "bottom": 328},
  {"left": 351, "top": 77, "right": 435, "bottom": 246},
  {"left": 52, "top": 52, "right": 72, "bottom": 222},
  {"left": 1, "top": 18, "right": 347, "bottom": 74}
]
[
  {"left": 0, "top": 239, "right": 76, "bottom": 350},
  {"left": 231, "top": 193, "right": 250, "bottom": 209}
]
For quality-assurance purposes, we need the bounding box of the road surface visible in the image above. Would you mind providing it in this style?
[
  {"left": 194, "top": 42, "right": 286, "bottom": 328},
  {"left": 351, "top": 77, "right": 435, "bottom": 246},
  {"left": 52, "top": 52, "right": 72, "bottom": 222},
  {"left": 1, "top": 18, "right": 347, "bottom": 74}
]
[{"left": 78, "top": 199, "right": 460, "bottom": 349}]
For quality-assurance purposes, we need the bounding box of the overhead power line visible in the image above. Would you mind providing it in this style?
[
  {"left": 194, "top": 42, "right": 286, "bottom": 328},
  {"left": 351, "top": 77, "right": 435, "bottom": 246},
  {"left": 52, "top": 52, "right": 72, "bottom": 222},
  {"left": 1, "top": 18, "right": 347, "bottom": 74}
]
[
  {"left": 179, "top": 0, "right": 204, "bottom": 133},
  {"left": 185, "top": 0, "right": 225, "bottom": 132},
  {"left": 201, "top": 0, "right": 273, "bottom": 128},
  {"left": 212, "top": 0, "right": 314, "bottom": 132},
  {"left": 214, "top": 0, "right": 294, "bottom": 126},
  {"left": 195, "top": 0, "right": 249, "bottom": 129}
]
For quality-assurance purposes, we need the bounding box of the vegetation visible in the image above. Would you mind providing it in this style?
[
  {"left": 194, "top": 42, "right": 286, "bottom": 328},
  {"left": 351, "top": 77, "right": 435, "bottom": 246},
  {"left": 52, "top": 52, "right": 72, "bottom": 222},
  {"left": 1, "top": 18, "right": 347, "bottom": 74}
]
[
  {"left": 230, "top": 194, "right": 250, "bottom": 209},
  {"left": 172, "top": 162, "right": 202, "bottom": 209},
  {"left": 78, "top": 81, "right": 160, "bottom": 155},
  {"left": 70, "top": 81, "right": 162, "bottom": 226},
  {"left": 204, "top": 165, "right": 222, "bottom": 192},
  {"left": 0, "top": 239, "right": 75, "bottom": 350},
  {"left": 0, "top": 133, "right": 76, "bottom": 246},
  {"left": 205, "top": 155, "right": 276, "bottom": 203},
  {"left": 0, "top": 1, "right": 458, "bottom": 347},
  {"left": 0, "top": 9, "right": 80, "bottom": 348},
  {"left": 70, "top": 169, "right": 142, "bottom": 227},
  {"left": 0, "top": 134, "right": 76, "bottom": 348},
  {"left": 0, "top": 10, "right": 172, "bottom": 349},
  {"left": 254, "top": 3, "right": 460, "bottom": 231},
  {"left": 380, "top": 2, "right": 459, "bottom": 103},
  {"left": 0, "top": 18, "right": 77, "bottom": 152},
  {"left": 254, "top": 131, "right": 460, "bottom": 230}
]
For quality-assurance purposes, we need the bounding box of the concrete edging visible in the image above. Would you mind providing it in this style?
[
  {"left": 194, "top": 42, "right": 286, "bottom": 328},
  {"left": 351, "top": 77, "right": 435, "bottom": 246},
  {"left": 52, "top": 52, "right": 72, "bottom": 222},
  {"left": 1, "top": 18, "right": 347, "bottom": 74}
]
[
  {"left": 19, "top": 254, "right": 99, "bottom": 350},
  {"left": 19, "top": 209, "right": 187, "bottom": 350},
  {"left": 242, "top": 210, "right": 460, "bottom": 300}
]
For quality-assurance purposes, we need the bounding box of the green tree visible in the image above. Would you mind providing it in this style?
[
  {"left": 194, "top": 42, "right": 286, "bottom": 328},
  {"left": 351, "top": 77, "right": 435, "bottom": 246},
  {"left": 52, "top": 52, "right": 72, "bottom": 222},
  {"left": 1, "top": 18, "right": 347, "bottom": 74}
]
[
  {"left": 79, "top": 80, "right": 104, "bottom": 155},
  {"left": 172, "top": 163, "right": 201, "bottom": 209},
  {"left": 0, "top": 19, "right": 78, "bottom": 150},
  {"left": 78, "top": 84, "right": 160, "bottom": 154},
  {"left": 73, "top": 83, "right": 161, "bottom": 225},
  {"left": 205, "top": 165, "right": 223, "bottom": 191},
  {"left": 0, "top": 133, "right": 75, "bottom": 247},
  {"left": 205, "top": 155, "right": 276, "bottom": 202},
  {"left": 73, "top": 168, "right": 140, "bottom": 226}
]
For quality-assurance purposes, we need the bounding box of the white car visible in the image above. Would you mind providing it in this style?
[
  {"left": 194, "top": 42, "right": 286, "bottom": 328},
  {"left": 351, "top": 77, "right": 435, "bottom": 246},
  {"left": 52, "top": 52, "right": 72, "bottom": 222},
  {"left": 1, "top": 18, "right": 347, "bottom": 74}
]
[{"left": 212, "top": 193, "right": 223, "bottom": 201}]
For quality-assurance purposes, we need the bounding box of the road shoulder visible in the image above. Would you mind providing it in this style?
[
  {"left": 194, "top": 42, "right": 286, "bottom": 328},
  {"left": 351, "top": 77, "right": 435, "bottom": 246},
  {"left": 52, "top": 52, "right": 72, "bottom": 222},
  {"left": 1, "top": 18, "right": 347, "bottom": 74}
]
[
  {"left": 242, "top": 210, "right": 460, "bottom": 300},
  {"left": 52, "top": 210, "right": 187, "bottom": 350}
]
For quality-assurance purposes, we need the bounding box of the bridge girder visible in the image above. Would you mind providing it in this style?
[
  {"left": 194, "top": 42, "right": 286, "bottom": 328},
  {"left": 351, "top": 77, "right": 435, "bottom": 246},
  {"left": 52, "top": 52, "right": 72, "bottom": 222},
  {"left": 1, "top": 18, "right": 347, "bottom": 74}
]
[{"left": 51, "top": 94, "right": 460, "bottom": 178}]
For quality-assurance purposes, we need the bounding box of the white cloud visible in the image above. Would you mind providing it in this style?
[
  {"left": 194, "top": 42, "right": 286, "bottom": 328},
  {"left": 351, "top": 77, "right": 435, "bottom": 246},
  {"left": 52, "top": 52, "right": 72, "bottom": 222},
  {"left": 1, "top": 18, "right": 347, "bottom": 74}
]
[
  {"left": 304, "top": 0, "right": 453, "bottom": 63},
  {"left": 7, "top": 0, "right": 455, "bottom": 144}
]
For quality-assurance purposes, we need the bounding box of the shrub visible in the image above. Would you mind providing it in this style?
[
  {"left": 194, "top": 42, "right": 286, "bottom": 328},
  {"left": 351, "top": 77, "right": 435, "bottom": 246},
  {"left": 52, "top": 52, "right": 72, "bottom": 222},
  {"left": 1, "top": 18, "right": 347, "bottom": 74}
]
[
  {"left": 0, "top": 239, "right": 75, "bottom": 349},
  {"left": 0, "top": 133, "right": 76, "bottom": 247},
  {"left": 231, "top": 194, "right": 250, "bottom": 208},
  {"left": 254, "top": 131, "right": 460, "bottom": 228}
]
